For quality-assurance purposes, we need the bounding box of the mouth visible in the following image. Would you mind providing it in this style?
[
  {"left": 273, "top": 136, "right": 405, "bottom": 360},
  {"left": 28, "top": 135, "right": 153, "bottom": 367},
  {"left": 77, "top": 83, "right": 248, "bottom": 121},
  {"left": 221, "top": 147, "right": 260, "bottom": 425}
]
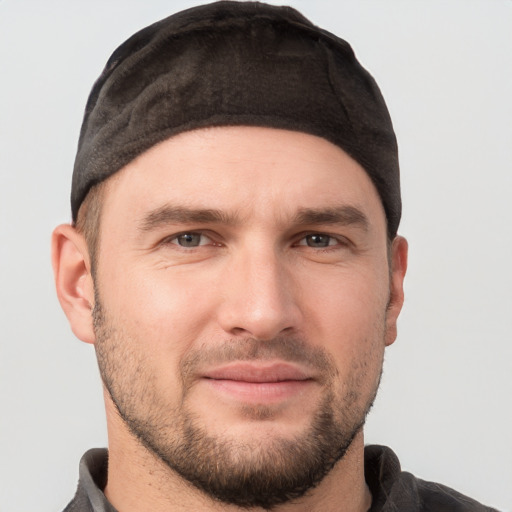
[{"left": 201, "top": 362, "right": 316, "bottom": 403}]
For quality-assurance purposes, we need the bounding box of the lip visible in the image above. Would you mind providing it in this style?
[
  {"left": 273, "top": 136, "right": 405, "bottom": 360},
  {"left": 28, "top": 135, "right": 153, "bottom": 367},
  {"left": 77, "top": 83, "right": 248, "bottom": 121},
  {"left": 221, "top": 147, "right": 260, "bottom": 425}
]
[
  {"left": 203, "top": 362, "right": 311, "bottom": 382},
  {"left": 201, "top": 362, "right": 315, "bottom": 403}
]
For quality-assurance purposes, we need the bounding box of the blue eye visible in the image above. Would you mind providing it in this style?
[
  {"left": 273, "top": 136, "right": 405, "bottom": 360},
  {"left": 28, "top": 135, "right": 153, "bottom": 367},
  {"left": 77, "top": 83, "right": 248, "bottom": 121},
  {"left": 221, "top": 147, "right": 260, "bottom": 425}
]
[
  {"left": 298, "top": 234, "right": 337, "bottom": 248},
  {"left": 173, "top": 233, "right": 207, "bottom": 247},
  {"left": 306, "top": 234, "right": 331, "bottom": 247}
]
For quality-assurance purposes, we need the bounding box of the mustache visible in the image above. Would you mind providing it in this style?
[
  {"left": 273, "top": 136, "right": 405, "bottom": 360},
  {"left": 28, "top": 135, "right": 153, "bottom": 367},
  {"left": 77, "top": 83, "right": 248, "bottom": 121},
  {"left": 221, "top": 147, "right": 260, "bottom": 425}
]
[{"left": 180, "top": 336, "right": 338, "bottom": 384}]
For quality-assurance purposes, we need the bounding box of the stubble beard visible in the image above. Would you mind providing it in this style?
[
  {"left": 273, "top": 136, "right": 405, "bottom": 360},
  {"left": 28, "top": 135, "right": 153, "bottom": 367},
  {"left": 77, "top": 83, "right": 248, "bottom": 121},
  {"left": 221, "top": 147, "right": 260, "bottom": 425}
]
[{"left": 93, "top": 294, "right": 384, "bottom": 510}]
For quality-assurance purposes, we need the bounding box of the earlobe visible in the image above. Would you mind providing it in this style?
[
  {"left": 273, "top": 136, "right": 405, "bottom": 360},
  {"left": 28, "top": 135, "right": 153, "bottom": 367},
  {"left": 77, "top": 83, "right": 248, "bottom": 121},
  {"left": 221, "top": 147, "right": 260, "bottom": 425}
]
[
  {"left": 385, "top": 235, "right": 408, "bottom": 346},
  {"left": 52, "top": 224, "right": 96, "bottom": 344}
]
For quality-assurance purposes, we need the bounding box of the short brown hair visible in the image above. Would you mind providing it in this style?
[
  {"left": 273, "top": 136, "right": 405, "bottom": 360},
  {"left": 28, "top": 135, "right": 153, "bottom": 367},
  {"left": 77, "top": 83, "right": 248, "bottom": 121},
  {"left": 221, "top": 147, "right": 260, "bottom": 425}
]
[{"left": 74, "top": 181, "right": 106, "bottom": 276}]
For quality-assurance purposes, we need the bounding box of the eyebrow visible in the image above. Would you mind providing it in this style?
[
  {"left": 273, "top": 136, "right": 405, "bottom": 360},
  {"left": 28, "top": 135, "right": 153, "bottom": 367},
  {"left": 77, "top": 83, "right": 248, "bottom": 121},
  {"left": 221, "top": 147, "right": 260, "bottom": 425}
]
[
  {"left": 293, "top": 206, "right": 369, "bottom": 231},
  {"left": 138, "top": 204, "right": 369, "bottom": 232},
  {"left": 139, "top": 205, "right": 241, "bottom": 232}
]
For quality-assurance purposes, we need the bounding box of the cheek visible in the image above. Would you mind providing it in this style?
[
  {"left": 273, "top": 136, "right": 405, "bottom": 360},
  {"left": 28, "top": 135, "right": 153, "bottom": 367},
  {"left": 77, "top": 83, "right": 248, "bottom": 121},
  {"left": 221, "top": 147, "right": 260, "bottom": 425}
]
[
  {"left": 301, "top": 264, "right": 390, "bottom": 338},
  {"left": 97, "top": 263, "right": 221, "bottom": 353},
  {"left": 299, "top": 264, "right": 389, "bottom": 389}
]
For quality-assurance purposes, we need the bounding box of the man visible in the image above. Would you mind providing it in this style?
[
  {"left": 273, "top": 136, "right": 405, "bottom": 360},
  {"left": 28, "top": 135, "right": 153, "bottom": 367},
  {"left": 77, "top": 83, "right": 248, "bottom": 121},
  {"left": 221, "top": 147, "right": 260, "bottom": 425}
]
[{"left": 51, "top": 2, "right": 498, "bottom": 511}]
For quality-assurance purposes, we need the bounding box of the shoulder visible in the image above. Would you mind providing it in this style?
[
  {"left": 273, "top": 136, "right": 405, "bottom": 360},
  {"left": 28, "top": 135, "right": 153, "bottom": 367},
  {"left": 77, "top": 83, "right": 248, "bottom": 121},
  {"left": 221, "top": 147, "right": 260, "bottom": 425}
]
[
  {"left": 400, "top": 471, "right": 499, "bottom": 512},
  {"left": 365, "top": 445, "right": 499, "bottom": 512}
]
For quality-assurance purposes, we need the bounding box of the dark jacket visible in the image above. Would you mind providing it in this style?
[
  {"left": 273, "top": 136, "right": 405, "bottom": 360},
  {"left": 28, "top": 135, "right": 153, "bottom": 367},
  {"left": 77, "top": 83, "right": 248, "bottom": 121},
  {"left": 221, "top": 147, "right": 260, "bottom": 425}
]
[{"left": 63, "top": 445, "right": 499, "bottom": 511}]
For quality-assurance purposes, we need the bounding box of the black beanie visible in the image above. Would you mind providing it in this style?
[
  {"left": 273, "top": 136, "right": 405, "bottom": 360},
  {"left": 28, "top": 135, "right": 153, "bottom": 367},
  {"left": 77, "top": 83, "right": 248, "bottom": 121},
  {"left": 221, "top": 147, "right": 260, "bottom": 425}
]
[{"left": 72, "top": 1, "right": 401, "bottom": 236}]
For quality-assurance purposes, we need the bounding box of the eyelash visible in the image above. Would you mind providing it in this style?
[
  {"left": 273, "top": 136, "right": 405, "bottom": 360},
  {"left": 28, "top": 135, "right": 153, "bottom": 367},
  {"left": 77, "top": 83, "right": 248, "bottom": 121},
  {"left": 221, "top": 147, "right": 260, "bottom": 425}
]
[
  {"left": 161, "top": 231, "right": 350, "bottom": 251},
  {"left": 294, "top": 232, "right": 349, "bottom": 250},
  {"left": 163, "top": 231, "right": 219, "bottom": 249}
]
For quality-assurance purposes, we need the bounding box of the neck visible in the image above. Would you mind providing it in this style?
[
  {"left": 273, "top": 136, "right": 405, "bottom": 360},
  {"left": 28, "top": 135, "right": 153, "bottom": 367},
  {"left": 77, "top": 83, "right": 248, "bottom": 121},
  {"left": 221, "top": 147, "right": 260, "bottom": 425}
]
[{"left": 103, "top": 395, "right": 371, "bottom": 512}]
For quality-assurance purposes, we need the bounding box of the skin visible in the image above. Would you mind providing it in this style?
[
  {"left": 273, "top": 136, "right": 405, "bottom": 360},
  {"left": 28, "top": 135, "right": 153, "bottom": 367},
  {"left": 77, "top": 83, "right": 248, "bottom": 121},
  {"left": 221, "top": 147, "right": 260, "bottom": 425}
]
[{"left": 53, "top": 126, "right": 407, "bottom": 512}]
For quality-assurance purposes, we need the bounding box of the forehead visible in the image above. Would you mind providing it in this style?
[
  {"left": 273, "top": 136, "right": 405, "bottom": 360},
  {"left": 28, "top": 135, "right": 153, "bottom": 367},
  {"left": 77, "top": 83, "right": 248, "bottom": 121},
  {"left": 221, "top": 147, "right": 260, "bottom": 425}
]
[{"left": 102, "top": 126, "right": 386, "bottom": 230}]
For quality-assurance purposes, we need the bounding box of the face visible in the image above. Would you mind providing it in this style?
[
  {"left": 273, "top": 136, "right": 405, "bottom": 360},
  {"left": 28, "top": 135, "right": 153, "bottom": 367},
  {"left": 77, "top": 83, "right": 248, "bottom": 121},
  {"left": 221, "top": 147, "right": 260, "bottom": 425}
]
[{"left": 91, "top": 127, "right": 405, "bottom": 508}]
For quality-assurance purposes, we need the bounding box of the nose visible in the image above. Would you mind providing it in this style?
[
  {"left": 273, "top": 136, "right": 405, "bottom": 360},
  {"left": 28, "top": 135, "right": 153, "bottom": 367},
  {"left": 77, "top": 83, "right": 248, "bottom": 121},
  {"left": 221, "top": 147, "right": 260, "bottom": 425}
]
[{"left": 216, "top": 245, "right": 302, "bottom": 340}]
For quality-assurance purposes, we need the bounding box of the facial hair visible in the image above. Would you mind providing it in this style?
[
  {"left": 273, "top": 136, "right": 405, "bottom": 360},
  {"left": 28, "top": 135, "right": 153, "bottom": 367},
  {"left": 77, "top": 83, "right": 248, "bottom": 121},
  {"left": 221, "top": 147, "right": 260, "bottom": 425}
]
[{"left": 93, "top": 293, "right": 384, "bottom": 510}]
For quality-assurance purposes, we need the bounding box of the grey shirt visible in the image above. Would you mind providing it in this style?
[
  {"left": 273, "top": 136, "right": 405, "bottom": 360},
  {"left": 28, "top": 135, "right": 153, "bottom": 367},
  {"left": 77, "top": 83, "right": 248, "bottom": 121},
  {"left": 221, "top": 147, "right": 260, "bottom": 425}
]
[{"left": 63, "top": 445, "right": 499, "bottom": 511}]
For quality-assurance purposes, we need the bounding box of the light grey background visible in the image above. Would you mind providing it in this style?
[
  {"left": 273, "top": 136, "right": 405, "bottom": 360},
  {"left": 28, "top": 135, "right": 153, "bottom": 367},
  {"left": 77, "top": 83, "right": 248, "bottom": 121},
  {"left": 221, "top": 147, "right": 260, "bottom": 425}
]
[{"left": 1, "top": 1, "right": 511, "bottom": 511}]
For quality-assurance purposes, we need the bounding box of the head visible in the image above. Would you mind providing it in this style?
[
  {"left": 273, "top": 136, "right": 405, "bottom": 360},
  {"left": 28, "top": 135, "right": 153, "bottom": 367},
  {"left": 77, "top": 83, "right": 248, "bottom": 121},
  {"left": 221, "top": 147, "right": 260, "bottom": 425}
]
[{"left": 53, "top": 2, "right": 407, "bottom": 509}]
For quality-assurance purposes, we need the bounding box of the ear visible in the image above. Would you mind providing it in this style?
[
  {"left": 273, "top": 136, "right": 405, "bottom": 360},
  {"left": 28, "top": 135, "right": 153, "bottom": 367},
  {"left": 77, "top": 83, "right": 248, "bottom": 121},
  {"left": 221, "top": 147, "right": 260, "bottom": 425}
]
[
  {"left": 52, "top": 224, "right": 96, "bottom": 344},
  {"left": 385, "top": 235, "right": 408, "bottom": 346}
]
